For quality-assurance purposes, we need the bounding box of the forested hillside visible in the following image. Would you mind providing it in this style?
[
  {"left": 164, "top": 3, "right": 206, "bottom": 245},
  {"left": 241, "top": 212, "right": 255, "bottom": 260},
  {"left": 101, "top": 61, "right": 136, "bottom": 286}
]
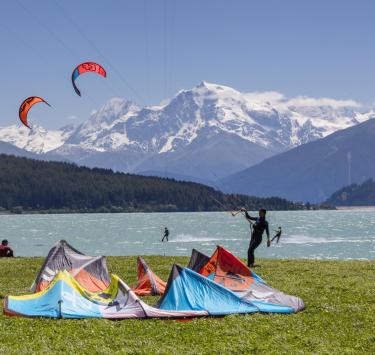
[
  {"left": 326, "top": 179, "right": 375, "bottom": 206},
  {"left": 0, "top": 154, "right": 301, "bottom": 213}
]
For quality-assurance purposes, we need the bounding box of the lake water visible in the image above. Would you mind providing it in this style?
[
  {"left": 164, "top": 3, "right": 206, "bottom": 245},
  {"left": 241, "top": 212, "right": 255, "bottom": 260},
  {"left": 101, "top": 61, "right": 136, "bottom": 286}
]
[{"left": 1, "top": 210, "right": 374, "bottom": 260}]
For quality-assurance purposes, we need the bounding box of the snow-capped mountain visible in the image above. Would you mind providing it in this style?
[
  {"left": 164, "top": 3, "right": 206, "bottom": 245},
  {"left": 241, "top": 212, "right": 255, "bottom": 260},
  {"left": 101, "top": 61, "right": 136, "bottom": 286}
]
[
  {"left": 62, "top": 81, "right": 372, "bottom": 155},
  {"left": 0, "top": 82, "right": 373, "bottom": 182},
  {"left": 66, "top": 98, "right": 140, "bottom": 151},
  {"left": 0, "top": 124, "right": 75, "bottom": 154}
]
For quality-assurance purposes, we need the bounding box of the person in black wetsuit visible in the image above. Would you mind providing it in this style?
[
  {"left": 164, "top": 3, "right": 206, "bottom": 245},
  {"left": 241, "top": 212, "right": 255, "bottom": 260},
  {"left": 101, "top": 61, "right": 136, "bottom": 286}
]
[
  {"left": 241, "top": 208, "right": 270, "bottom": 267},
  {"left": 271, "top": 226, "right": 282, "bottom": 244},
  {"left": 161, "top": 227, "right": 169, "bottom": 242}
]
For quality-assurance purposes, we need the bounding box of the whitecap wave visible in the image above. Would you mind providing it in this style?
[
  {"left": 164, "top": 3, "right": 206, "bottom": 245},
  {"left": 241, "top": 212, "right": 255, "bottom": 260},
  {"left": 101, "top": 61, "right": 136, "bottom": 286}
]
[
  {"left": 169, "top": 234, "right": 242, "bottom": 243},
  {"left": 283, "top": 235, "right": 374, "bottom": 244},
  {"left": 169, "top": 234, "right": 221, "bottom": 243}
]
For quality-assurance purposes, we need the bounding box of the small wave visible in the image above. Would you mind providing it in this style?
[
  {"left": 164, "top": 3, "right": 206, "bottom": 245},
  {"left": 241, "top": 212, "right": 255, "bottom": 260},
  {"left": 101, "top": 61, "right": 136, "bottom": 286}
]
[
  {"left": 169, "top": 234, "right": 220, "bottom": 243},
  {"left": 118, "top": 241, "right": 144, "bottom": 245},
  {"left": 283, "top": 235, "right": 374, "bottom": 244},
  {"left": 344, "top": 257, "right": 369, "bottom": 261},
  {"left": 169, "top": 234, "right": 243, "bottom": 243}
]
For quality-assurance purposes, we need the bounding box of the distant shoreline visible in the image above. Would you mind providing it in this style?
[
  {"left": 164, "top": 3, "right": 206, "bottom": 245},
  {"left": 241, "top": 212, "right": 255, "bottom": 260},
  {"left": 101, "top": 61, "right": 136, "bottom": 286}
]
[
  {"left": 335, "top": 206, "right": 375, "bottom": 210},
  {"left": 0, "top": 207, "right": 334, "bottom": 215}
]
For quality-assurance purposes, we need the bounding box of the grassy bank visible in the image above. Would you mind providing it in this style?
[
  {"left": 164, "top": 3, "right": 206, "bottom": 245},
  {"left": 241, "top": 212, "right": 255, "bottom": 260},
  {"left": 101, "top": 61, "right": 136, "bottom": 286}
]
[{"left": 0, "top": 257, "right": 374, "bottom": 354}]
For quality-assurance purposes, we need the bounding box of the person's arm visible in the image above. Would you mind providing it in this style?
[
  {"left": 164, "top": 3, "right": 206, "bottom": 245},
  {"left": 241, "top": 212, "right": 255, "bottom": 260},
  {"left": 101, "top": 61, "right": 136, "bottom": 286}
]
[
  {"left": 246, "top": 212, "right": 257, "bottom": 221},
  {"left": 241, "top": 208, "right": 256, "bottom": 222}
]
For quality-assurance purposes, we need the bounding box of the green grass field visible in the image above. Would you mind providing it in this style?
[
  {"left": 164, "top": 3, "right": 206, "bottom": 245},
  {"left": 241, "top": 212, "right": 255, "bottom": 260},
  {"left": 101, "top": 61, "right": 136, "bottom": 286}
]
[{"left": 0, "top": 256, "right": 374, "bottom": 354}]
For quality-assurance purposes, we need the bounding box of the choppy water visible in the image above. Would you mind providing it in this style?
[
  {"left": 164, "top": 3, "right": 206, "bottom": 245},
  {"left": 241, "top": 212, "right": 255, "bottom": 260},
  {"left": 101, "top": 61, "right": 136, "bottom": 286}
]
[{"left": 1, "top": 210, "right": 374, "bottom": 260}]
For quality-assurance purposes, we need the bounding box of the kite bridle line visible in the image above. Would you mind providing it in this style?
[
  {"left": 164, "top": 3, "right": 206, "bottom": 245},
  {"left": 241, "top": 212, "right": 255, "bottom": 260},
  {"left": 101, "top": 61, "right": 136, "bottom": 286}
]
[
  {"left": 207, "top": 168, "right": 250, "bottom": 212},
  {"left": 231, "top": 210, "right": 243, "bottom": 217},
  {"left": 202, "top": 162, "right": 250, "bottom": 216},
  {"left": 14, "top": 0, "right": 118, "bottom": 109},
  {"left": 153, "top": 136, "right": 250, "bottom": 214},
  {"left": 51, "top": 0, "right": 146, "bottom": 105},
  {"left": 209, "top": 195, "right": 246, "bottom": 218},
  {"left": 209, "top": 195, "right": 232, "bottom": 215}
]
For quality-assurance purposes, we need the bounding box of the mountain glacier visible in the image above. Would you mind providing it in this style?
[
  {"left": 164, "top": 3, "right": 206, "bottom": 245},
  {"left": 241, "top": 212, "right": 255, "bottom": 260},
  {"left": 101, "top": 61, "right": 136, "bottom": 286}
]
[{"left": 0, "top": 81, "right": 373, "bottom": 182}]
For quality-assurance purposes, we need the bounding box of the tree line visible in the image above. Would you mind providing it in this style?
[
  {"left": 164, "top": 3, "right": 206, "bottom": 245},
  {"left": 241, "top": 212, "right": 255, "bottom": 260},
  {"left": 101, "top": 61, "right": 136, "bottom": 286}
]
[
  {"left": 326, "top": 179, "right": 375, "bottom": 206},
  {"left": 0, "top": 154, "right": 304, "bottom": 213}
]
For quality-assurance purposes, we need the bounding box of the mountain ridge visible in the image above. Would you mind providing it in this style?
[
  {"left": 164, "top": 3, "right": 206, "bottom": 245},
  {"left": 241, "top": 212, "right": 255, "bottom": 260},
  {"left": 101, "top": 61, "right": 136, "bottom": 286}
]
[
  {"left": 0, "top": 81, "right": 373, "bottom": 182},
  {"left": 223, "top": 117, "right": 375, "bottom": 203}
]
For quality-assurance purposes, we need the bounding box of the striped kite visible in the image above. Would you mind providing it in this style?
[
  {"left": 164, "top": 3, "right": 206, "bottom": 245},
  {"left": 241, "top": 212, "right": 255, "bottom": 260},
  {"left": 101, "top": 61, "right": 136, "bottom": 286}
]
[{"left": 71, "top": 62, "right": 106, "bottom": 96}]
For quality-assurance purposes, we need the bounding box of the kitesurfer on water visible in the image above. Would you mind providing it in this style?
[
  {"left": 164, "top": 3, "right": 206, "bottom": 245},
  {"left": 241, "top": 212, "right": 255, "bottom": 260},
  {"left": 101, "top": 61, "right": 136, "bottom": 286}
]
[
  {"left": 271, "top": 226, "right": 282, "bottom": 244},
  {"left": 162, "top": 227, "right": 169, "bottom": 242},
  {"left": 241, "top": 208, "right": 269, "bottom": 267}
]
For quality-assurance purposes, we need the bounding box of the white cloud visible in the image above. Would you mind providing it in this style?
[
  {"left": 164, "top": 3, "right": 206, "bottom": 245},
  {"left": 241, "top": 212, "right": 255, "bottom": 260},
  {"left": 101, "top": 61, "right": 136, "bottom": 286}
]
[
  {"left": 286, "top": 96, "right": 361, "bottom": 109},
  {"left": 243, "top": 91, "right": 362, "bottom": 110},
  {"left": 244, "top": 91, "right": 285, "bottom": 104}
]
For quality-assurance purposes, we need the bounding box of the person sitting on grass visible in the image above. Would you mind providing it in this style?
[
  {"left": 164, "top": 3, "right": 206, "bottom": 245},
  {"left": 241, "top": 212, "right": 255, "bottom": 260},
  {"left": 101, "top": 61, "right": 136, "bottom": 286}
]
[
  {"left": 241, "top": 208, "right": 269, "bottom": 267},
  {"left": 0, "top": 239, "right": 14, "bottom": 257}
]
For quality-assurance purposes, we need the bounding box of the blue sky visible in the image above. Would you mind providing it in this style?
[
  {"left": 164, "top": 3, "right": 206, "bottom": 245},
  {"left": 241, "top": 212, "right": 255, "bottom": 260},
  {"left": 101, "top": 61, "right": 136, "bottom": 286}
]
[{"left": 1, "top": 0, "right": 374, "bottom": 129}]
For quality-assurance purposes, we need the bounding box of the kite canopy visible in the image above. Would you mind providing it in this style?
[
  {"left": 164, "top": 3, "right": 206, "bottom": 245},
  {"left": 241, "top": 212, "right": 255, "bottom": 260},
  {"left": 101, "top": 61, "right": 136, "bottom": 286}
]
[
  {"left": 4, "top": 271, "right": 208, "bottom": 319},
  {"left": 32, "top": 240, "right": 110, "bottom": 293},
  {"left": 158, "top": 265, "right": 261, "bottom": 315},
  {"left": 5, "top": 264, "right": 296, "bottom": 319},
  {"left": 132, "top": 257, "right": 166, "bottom": 296},
  {"left": 4, "top": 241, "right": 304, "bottom": 319},
  {"left": 187, "top": 248, "right": 210, "bottom": 272},
  {"left": 190, "top": 246, "right": 304, "bottom": 313},
  {"left": 198, "top": 246, "right": 265, "bottom": 289},
  {"left": 19, "top": 96, "right": 50, "bottom": 129},
  {"left": 71, "top": 62, "right": 106, "bottom": 96}
]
